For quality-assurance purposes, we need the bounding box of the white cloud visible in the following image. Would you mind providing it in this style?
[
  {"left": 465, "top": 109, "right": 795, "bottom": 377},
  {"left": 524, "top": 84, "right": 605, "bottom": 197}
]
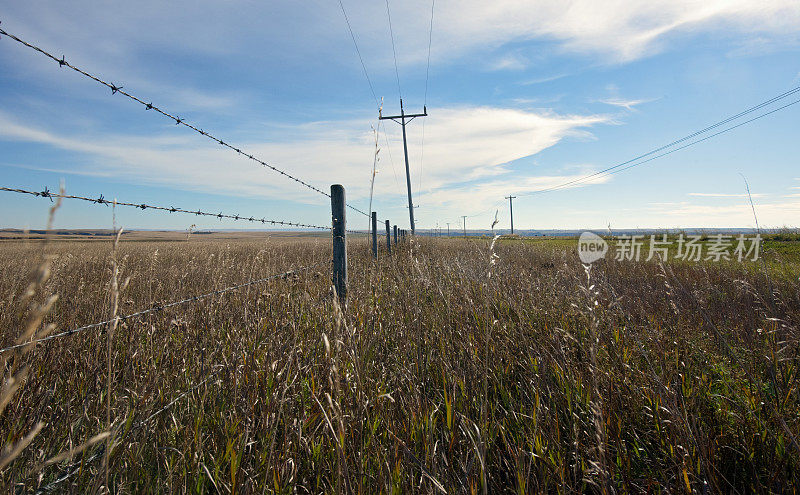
[
  {"left": 0, "top": 105, "right": 609, "bottom": 208},
  {"left": 393, "top": 0, "right": 800, "bottom": 64},
  {"left": 598, "top": 97, "right": 656, "bottom": 111},
  {"left": 3, "top": 0, "right": 798, "bottom": 80},
  {"left": 688, "top": 192, "right": 766, "bottom": 198},
  {"left": 488, "top": 53, "right": 528, "bottom": 71},
  {"left": 519, "top": 74, "right": 569, "bottom": 86},
  {"left": 417, "top": 171, "right": 611, "bottom": 220},
  {"left": 642, "top": 198, "right": 800, "bottom": 227}
]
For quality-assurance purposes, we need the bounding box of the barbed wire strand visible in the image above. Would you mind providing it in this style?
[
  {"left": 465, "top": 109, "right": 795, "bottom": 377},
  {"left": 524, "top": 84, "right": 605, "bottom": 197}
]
[
  {"left": 0, "top": 186, "right": 330, "bottom": 230},
  {"left": 1, "top": 185, "right": 368, "bottom": 235},
  {"left": 0, "top": 261, "right": 328, "bottom": 355},
  {"left": 0, "top": 27, "right": 370, "bottom": 218}
]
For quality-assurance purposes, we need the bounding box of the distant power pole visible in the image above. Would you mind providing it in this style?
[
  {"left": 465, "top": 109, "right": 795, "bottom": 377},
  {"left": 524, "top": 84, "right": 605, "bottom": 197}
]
[
  {"left": 446, "top": 222, "right": 450, "bottom": 237},
  {"left": 461, "top": 215, "right": 467, "bottom": 238},
  {"left": 379, "top": 99, "right": 427, "bottom": 235},
  {"left": 505, "top": 195, "right": 517, "bottom": 234}
]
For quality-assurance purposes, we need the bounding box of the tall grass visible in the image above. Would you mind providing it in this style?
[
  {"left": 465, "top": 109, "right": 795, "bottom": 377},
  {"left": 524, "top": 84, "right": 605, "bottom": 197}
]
[{"left": 0, "top": 235, "right": 797, "bottom": 492}]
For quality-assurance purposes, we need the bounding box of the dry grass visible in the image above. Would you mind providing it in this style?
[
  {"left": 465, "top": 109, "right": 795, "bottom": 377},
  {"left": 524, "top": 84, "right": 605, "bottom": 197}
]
[{"left": 0, "top": 234, "right": 798, "bottom": 492}]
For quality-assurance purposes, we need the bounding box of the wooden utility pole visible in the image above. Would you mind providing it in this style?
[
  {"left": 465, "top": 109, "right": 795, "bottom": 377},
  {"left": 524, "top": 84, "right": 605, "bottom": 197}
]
[
  {"left": 446, "top": 222, "right": 450, "bottom": 237},
  {"left": 505, "top": 195, "right": 517, "bottom": 234},
  {"left": 461, "top": 215, "right": 467, "bottom": 238},
  {"left": 379, "top": 99, "right": 427, "bottom": 235},
  {"left": 330, "top": 185, "right": 347, "bottom": 302}
]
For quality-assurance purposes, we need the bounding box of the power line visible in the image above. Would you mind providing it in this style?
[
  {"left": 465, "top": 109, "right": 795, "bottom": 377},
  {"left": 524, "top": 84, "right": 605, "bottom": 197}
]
[
  {"left": 384, "top": 0, "right": 402, "bottom": 99},
  {"left": 552, "top": 97, "right": 800, "bottom": 191},
  {"left": 454, "top": 98, "right": 800, "bottom": 225},
  {"left": 336, "top": 0, "right": 379, "bottom": 108},
  {"left": 0, "top": 26, "right": 370, "bottom": 218},
  {"left": 0, "top": 261, "right": 328, "bottom": 354},
  {"left": 453, "top": 85, "right": 800, "bottom": 224},
  {"left": 523, "top": 85, "right": 800, "bottom": 196},
  {"left": 423, "top": 0, "right": 435, "bottom": 106},
  {"left": 443, "top": 96, "right": 800, "bottom": 229},
  {"left": 418, "top": 0, "right": 435, "bottom": 198},
  {"left": 335, "top": 3, "right": 402, "bottom": 217},
  {"left": 0, "top": 186, "right": 330, "bottom": 230},
  {"left": 380, "top": 120, "right": 401, "bottom": 188}
]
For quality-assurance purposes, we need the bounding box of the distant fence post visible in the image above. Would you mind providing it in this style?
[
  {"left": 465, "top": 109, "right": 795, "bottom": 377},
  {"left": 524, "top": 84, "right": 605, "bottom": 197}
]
[
  {"left": 393, "top": 225, "right": 398, "bottom": 245},
  {"left": 371, "top": 212, "right": 378, "bottom": 259},
  {"left": 330, "top": 184, "right": 347, "bottom": 303},
  {"left": 385, "top": 220, "right": 391, "bottom": 254}
]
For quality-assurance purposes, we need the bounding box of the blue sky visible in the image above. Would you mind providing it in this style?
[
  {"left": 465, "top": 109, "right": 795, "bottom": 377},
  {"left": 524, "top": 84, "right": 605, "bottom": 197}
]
[{"left": 1, "top": 0, "right": 799, "bottom": 231}]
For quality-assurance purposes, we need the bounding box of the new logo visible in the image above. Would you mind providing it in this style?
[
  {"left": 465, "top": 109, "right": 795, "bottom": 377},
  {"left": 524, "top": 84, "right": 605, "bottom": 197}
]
[{"left": 578, "top": 232, "right": 608, "bottom": 264}]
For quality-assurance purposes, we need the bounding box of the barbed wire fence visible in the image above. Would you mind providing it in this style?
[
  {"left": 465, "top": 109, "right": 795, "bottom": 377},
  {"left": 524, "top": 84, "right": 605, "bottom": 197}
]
[{"left": 0, "top": 24, "right": 415, "bottom": 488}]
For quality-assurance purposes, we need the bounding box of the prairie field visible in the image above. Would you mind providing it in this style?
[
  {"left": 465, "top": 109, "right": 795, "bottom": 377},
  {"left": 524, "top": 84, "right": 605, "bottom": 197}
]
[{"left": 1, "top": 234, "right": 799, "bottom": 493}]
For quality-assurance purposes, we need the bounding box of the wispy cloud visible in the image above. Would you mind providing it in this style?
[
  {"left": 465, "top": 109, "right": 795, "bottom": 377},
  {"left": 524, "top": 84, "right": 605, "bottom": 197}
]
[
  {"left": 598, "top": 97, "right": 656, "bottom": 111},
  {"left": 414, "top": 0, "right": 800, "bottom": 64},
  {"left": 5, "top": 0, "right": 799, "bottom": 77},
  {"left": 688, "top": 192, "right": 766, "bottom": 198},
  {"left": 417, "top": 171, "right": 611, "bottom": 219},
  {"left": 488, "top": 53, "right": 528, "bottom": 71},
  {"left": 0, "top": 105, "right": 610, "bottom": 209},
  {"left": 643, "top": 198, "right": 800, "bottom": 227},
  {"left": 519, "top": 74, "right": 569, "bottom": 86}
]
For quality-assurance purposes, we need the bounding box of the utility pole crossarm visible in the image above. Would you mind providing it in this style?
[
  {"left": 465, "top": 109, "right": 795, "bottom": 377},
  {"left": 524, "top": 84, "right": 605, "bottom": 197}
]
[
  {"left": 379, "top": 104, "right": 427, "bottom": 121},
  {"left": 379, "top": 110, "right": 428, "bottom": 120}
]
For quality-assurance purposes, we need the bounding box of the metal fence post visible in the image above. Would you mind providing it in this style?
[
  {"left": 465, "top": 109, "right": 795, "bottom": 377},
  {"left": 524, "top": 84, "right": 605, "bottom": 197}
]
[
  {"left": 385, "top": 220, "right": 391, "bottom": 254},
  {"left": 330, "top": 184, "right": 347, "bottom": 302},
  {"left": 393, "top": 225, "right": 398, "bottom": 245},
  {"left": 371, "top": 212, "right": 378, "bottom": 259}
]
